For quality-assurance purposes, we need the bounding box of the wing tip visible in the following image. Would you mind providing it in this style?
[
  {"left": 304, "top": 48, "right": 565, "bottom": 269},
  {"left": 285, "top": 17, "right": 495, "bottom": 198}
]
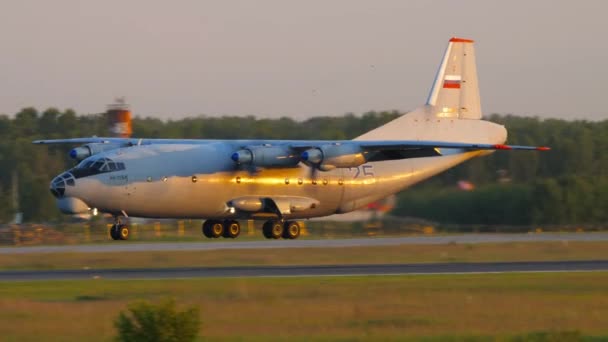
[
  {"left": 492, "top": 144, "right": 512, "bottom": 150},
  {"left": 493, "top": 144, "right": 551, "bottom": 151},
  {"left": 449, "top": 37, "right": 475, "bottom": 43}
]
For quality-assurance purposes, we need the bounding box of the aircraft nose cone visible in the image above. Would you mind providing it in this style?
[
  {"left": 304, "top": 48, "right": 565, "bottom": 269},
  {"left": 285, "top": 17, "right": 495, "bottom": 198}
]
[{"left": 50, "top": 172, "right": 76, "bottom": 198}]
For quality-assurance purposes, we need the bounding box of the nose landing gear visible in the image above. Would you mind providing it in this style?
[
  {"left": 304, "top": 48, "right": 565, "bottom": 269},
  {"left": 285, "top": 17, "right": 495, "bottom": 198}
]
[
  {"left": 109, "top": 213, "right": 130, "bottom": 241},
  {"left": 110, "top": 223, "right": 130, "bottom": 240}
]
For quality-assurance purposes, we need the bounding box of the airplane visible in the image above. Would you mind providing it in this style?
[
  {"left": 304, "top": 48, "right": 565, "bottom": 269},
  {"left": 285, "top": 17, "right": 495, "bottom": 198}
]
[{"left": 35, "top": 37, "right": 549, "bottom": 241}]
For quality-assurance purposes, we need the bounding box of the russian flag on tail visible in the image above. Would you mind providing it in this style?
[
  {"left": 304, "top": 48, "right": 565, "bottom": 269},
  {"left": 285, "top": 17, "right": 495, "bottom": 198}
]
[{"left": 443, "top": 75, "right": 461, "bottom": 89}]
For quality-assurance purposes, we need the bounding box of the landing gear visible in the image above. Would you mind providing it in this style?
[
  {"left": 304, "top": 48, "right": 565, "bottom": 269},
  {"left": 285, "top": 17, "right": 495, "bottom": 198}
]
[
  {"left": 110, "top": 223, "right": 129, "bottom": 241},
  {"left": 200, "top": 219, "right": 300, "bottom": 240},
  {"left": 202, "top": 220, "right": 223, "bottom": 238},
  {"left": 110, "top": 225, "right": 119, "bottom": 240},
  {"left": 283, "top": 221, "right": 301, "bottom": 239},
  {"left": 223, "top": 220, "right": 241, "bottom": 239},
  {"left": 263, "top": 220, "right": 284, "bottom": 239},
  {"left": 262, "top": 220, "right": 300, "bottom": 240},
  {"left": 202, "top": 220, "right": 215, "bottom": 238},
  {"left": 201, "top": 220, "right": 240, "bottom": 239}
]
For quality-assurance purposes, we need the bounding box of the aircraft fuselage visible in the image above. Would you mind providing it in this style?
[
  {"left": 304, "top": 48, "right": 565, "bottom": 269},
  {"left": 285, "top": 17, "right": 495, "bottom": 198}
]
[{"left": 53, "top": 139, "right": 484, "bottom": 220}]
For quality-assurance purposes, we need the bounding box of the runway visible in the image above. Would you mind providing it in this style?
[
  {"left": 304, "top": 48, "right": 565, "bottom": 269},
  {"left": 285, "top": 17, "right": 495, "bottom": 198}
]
[
  {"left": 1, "top": 260, "right": 607, "bottom": 281},
  {"left": 2, "top": 232, "right": 608, "bottom": 254}
]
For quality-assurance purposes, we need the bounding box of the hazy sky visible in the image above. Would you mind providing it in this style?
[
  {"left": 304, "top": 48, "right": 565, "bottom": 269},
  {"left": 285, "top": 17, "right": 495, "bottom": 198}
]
[{"left": 0, "top": 0, "right": 606, "bottom": 120}]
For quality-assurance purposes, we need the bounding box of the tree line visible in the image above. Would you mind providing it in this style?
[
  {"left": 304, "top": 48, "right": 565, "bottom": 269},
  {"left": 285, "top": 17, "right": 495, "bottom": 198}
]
[{"left": 0, "top": 107, "right": 604, "bottom": 225}]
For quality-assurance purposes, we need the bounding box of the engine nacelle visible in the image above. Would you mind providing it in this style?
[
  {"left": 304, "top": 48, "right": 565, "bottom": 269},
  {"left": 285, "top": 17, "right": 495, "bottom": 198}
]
[
  {"left": 69, "top": 143, "right": 122, "bottom": 161},
  {"left": 231, "top": 146, "right": 300, "bottom": 168},
  {"left": 301, "top": 144, "right": 366, "bottom": 170}
]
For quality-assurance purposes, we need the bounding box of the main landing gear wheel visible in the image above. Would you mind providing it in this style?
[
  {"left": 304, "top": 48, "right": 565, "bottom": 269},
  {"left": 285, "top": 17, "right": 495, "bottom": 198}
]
[
  {"left": 223, "top": 220, "right": 241, "bottom": 239},
  {"left": 262, "top": 221, "right": 273, "bottom": 239},
  {"left": 262, "top": 220, "right": 284, "bottom": 239},
  {"left": 283, "top": 221, "right": 301, "bottom": 240},
  {"left": 110, "top": 224, "right": 119, "bottom": 240},
  {"left": 202, "top": 220, "right": 214, "bottom": 238},
  {"left": 202, "top": 220, "right": 224, "bottom": 238},
  {"left": 110, "top": 224, "right": 129, "bottom": 241}
]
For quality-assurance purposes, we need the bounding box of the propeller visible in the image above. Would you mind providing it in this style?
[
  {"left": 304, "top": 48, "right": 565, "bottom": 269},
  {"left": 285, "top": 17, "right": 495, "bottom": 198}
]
[
  {"left": 301, "top": 148, "right": 324, "bottom": 181},
  {"left": 231, "top": 149, "right": 260, "bottom": 175}
]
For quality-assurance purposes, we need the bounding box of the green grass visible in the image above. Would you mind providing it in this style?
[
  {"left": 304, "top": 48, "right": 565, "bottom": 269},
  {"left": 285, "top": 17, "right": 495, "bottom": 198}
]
[
  {"left": 1, "top": 273, "right": 608, "bottom": 341},
  {"left": 1, "top": 241, "right": 608, "bottom": 270}
]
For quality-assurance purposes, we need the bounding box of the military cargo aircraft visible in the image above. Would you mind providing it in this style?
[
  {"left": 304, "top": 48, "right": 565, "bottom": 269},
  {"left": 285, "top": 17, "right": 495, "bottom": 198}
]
[{"left": 35, "top": 38, "right": 548, "bottom": 241}]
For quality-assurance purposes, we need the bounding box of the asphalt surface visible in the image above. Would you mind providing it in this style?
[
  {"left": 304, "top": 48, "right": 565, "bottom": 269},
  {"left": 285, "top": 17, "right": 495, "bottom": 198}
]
[
  {"left": 2, "top": 232, "right": 608, "bottom": 254},
  {"left": 1, "top": 260, "right": 607, "bottom": 281}
]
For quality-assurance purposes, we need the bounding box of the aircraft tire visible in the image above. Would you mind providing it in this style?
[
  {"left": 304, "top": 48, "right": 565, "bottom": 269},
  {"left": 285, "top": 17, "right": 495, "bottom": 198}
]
[
  {"left": 283, "top": 221, "right": 300, "bottom": 239},
  {"left": 223, "top": 220, "right": 240, "bottom": 239},
  {"left": 118, "top": 225, "right": 130, "bottom": 240},
  {"left": 262, "top": 221, "right": 274, "bottom": 239},
  {"left": 209, "top": 220, "right": 224, "bottom": 238},
  {"left": 270, "top": 221, "right": 283, "bottom": 239},
  {"left": 110, "top": 224, "right": 120, "bottom": 240},
  {"left": 202, "top": 220, "right": 214, "bottom": 238}
]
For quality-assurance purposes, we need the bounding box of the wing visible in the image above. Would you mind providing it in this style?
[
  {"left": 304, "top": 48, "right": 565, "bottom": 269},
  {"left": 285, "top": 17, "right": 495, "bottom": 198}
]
[
  {"left": 33, "top": 137, "right": 549, "bottom": 167},
  {"left": 290, "top": 140, "right": 549, "bottom": 151},
  {"left": 359, "top": 141, "right": 549, "bottom": 161},
  {"left": 34, "top": 137, "right": 548, "bottom": 151},
  {"left": 289, "top": 140, "right": 549, "bottom": 163},
  {"left": 356, "top": 141, "right": 550, "bottom": 151},
  {"left": 33, "top": 137, "right": 126, "bottom": 145},
  {"left": 32, "top": 137, "right": 215, "bottom": 145}
]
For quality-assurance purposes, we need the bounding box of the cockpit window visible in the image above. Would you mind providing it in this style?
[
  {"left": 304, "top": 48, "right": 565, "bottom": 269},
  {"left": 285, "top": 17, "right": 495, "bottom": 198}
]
[
  {"left": 72, "top": 157, "right": 126, "bottom": 178},
  {"left": 80, "top": 160, "right": 94, "bottom": 169},
  {"left": 92, "top": 160, "right": 104, "bottom": 170}
]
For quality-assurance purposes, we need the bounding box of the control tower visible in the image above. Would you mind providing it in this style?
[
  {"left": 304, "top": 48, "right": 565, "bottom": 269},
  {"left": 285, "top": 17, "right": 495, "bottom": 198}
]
[{"left": 106, "top": 97, "right": 133, "bottom": 138}]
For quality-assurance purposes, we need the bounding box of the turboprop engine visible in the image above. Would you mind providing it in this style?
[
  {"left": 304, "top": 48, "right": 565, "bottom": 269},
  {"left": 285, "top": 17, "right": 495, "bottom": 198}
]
[
  {"left": 69, "top": 143, "right": 123, "bottom": 161},
  {"left": 231, "top": 145, "right": 300, "bottom": 168},
  {"left": 301, "top": 143, "right": 366, "bottom": 171}
]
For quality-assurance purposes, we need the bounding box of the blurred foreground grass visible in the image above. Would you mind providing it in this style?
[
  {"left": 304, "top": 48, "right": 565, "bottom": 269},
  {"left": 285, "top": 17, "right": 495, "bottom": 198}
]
[
  {"left": 1, "top": 241, "right": 608, "bottom": 270},
  {"left": 0, "top": 273, "right": 607, "bottom": 341}
]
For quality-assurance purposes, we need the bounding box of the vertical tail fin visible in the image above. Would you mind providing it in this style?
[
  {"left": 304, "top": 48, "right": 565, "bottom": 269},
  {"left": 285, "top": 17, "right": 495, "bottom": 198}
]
[
  {"left": 356, "top": 37, "right": 492, "bottom": 141},
  {"left": 426, "top": 37, "right": 482, "bottom": 119}
]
